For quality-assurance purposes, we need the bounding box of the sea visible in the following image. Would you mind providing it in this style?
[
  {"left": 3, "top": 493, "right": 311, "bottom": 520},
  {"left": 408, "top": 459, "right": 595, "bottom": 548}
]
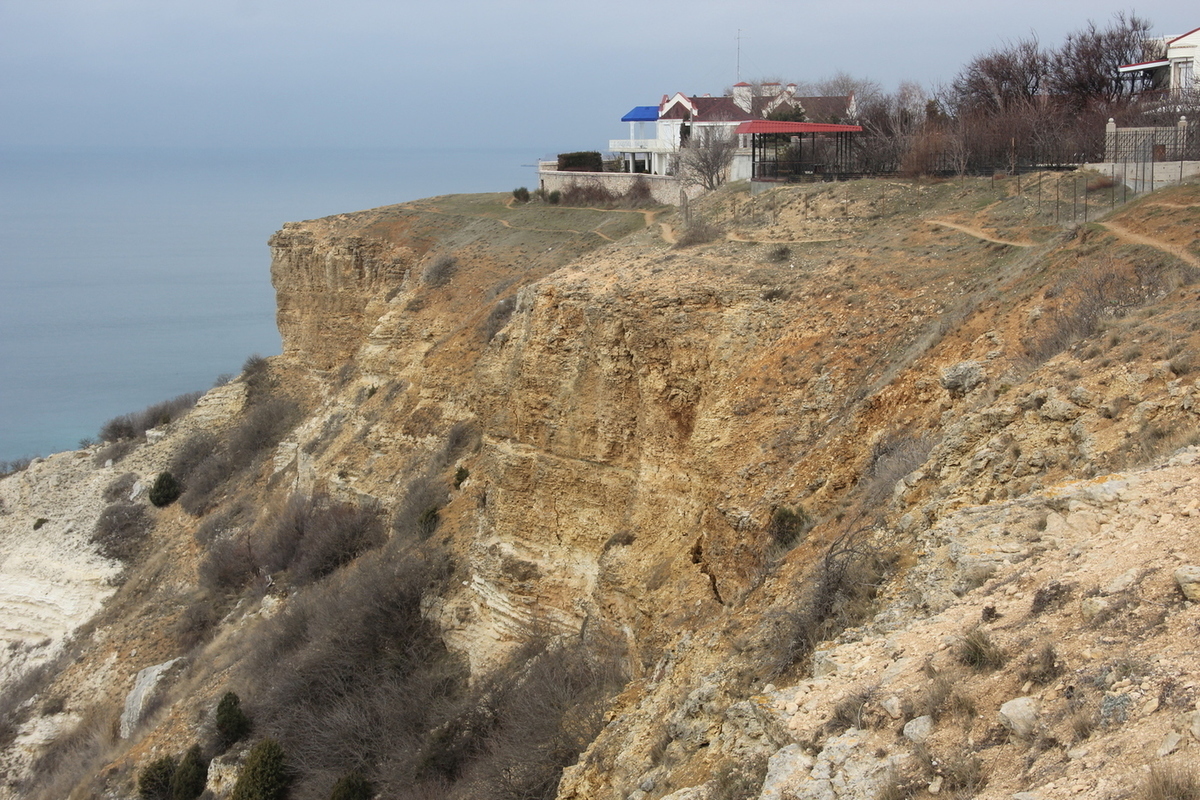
[{"left": 0, "top": 145, "right": 546, "bottom": 463}]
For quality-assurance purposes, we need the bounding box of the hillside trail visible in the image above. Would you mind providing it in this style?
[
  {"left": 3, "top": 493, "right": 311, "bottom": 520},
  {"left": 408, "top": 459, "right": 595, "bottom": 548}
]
[
  {"left": 1097, "top": 218, "right": 1200, "bottom": 269},
  {"left": 925, "top": 219, "right": 1034, "bottom": 247},
  {"left": 724, "top": 231, "right": 850, "bottom": 245}
]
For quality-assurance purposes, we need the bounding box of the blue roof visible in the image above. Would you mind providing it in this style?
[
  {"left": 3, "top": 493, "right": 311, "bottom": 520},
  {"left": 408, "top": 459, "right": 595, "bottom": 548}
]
[{"left": 621, "top": 106, "right": 659, "bottom": 122}]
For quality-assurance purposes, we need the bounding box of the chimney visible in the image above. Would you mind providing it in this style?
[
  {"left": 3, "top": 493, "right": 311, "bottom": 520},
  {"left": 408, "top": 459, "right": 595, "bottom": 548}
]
[
  {"left": 761, "top": 82, "right": 782, "bottom": 97},
  {"left": 732, "top": 82, "right": 752, "bottom": 113}
]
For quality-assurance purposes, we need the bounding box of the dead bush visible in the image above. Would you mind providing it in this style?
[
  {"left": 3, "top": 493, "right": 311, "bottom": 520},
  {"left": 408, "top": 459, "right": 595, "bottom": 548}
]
[
  {"left": 98, "top": 390, "right": 203, "bottom": 442},
  {"left": 827, "top": 685, "right": 878, "bottom": 733},
  {"left": 179, "top": 398, "right": 300, "bottom": 515},
  {"left": 1019, "top": 642, "right": 1062, "bottom": 685},
  {"left": 955, "top": 626, "right": 1006, "bottom": 671},
  {"left": 243, "top": 545, "right": 461, "bottom": 798},
  {"left": 918, "top": 674, "right": 977, "bottom": 721},
  {"left": 674, "top": 221, "right": 722, "bottom": 248},
  {"left": 255, "top": 494, "right": 385, "bottom": 585},
  {"left": 423, "top": 255, "right": 458, "bottom": 287},
  {"left": 199, "top": 535, "right": 256, "bottom": 593},
  {"left": 1030, "top": 580, "right": 1073, "bottom": 615},
  {"left": 766, "top": 533, "right": 894, "bottom": 677},
  {"left": 393, "top": 475, "right": 449, "bottom": 541},
  {"left": 103, "top": 472, "right": 139, "bottom": 503},
  {"left": 862, "top": 430, "right": 936, "bottom": 507},
  {"left": 91, "top": 502, "right": 150, "bottom": 563},
  {"left": 1141, "top": 765, "right": 1200, "bottom": 800},
  {"left": 93, "top": 440, "right": 135, "bottom": 467},
  {"left": 708, "top": 754, "right": 770, "bottom": 800}
]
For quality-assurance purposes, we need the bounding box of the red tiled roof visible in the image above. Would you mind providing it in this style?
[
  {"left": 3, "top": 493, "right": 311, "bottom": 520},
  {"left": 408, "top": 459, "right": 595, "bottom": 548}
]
[{"left": 734, "top": 120, "right": 863, "bottom": 134}]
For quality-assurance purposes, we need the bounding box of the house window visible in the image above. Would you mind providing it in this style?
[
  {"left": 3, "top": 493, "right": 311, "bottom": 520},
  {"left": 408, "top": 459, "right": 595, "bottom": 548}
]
[{"left": 1173, "top": 58, "right": 1194, "bottom": 91}]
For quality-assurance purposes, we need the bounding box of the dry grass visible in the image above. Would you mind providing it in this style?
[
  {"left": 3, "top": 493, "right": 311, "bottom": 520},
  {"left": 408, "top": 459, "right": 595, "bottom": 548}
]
[
  {"left": 955, "top": 626, "right": 1006, "bottom": 671},
  {"left": 1142, "top": 765, "right": 1200, "bottom": 800}
]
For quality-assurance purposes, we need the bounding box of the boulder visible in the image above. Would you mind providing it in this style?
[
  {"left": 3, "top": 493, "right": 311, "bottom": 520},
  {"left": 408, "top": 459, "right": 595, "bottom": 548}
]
[
  {"left": 119, "top": 658, "right": 186, "bottom": 738},
  {"left": 940, "top": 362, "right": 984, "bottom": 398},
  {"left": 1174, "top": 565, "right": 1200, "bottom": 601},
  {"left": 903, "top": 715, "right": 934, "bottom": 743},
  {"left": 999, "top": 697, "right": 1039, "bottom": 738}
]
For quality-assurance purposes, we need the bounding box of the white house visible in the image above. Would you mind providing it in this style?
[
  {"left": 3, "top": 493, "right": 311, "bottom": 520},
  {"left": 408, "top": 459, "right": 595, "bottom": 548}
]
[
  {"left": 609, "top": 83, "right": 856, "bottom": 181},
  {"left": 1119, "top": 26, "right": 1199, "bottom": 95}
]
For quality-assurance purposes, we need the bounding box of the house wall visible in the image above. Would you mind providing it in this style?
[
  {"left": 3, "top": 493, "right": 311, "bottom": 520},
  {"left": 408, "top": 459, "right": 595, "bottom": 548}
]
[{"left": 536, "top": 168, "right": 706, "bottom": 205}]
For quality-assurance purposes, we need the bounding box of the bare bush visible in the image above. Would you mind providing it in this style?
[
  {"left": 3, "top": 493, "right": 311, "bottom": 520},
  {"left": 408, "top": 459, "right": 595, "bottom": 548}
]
[
  {"left": 862, "top": 430, "right": 936, "bottom": 507},
  {"left": 423, "top": 255, "right": 458, "bottom": 288},
  {"left": 674, "top": 221, "right": 722, "bottom": 248},
  {"left": 955, "top": 626, "right": 1006, "bottom": 671},
  {"left": 393, "top": 475, "right": 450, "bottom": 541},
  {"left": 91, "top": 502, "right": 150, "bottom": 562},
  {"left": 680, "top": 129, "right": 737, "bottom": 190},
  {"left": 99, "top": 391, "right": 203, "bottom": 442},
  {"left": 766, "top": 533, "right": 894, "bottom": 677},
  {"left": 256, "top": 494, "right": 385, "bottom": 585},
  {"left": 103, "top": 472, "right": 139, "bottom": 503}
]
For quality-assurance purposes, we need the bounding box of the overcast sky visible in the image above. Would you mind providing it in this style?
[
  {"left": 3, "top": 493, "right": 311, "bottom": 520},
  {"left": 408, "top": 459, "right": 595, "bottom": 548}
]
[{"left": 0, "top": 1, "right": 1194, "bottom": 153}]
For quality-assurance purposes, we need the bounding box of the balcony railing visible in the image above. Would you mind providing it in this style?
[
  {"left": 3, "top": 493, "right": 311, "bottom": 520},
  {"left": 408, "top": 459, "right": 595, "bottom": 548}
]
[{"left": 609, "top": 138, "right": 673, "bottom": 152}]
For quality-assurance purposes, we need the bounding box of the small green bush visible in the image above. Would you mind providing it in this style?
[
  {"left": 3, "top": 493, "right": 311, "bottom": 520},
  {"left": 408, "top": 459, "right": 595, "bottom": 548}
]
[
  {"left": 767, "top": 506, "right": 812, "bottom": 552},
  {"left": 138, "top": 755, "right": 178, "bottom": 800},
  {"left": 512, "top": 187, "right": 530, "bottom": 203},
  {"left": 170, "top": 744, "right": 208, "bottom": 800},
  {"left": 330, "top": 771, "right": 374, "bottom": 800},
  {"left": 149, "top": 472, "right": 182, "bottom": 508},
  {"left": 216, "top": 692, "right": 251, "bottom": 751},
  {"left": 230, "top": 738, "right": 290, "bottom": 800},
  {"left": 548, "top": 190, "right": 561, "bottom": 205},
  {"left": 454, "top": 467, "right": 469, "bottom": 488},
  {"left": 556, "top": 151, "right": 603, "bottom": 172}
]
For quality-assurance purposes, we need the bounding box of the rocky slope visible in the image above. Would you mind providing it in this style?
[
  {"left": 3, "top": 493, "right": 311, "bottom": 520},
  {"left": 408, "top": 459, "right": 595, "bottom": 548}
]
[{"left": 1, "top": 176, "right": 1199, "bottom": 800}]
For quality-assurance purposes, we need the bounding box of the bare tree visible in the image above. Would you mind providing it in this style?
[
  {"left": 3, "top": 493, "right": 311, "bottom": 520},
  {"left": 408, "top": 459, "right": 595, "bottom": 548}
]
[
  {"left": 679, "top": 128, "right": 738, "bottom": 191},
  {"left": 1049, "top": 12, "right": 1154, "bottom": 109},
  {"left": 948, "top": 36, "right": 1050, "bottom": 115}
]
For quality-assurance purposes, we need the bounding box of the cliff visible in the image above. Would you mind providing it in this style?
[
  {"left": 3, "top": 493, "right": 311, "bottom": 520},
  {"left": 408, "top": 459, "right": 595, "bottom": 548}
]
[{"left": 2, "top": 178, "right": 1200, "bottom": 800}]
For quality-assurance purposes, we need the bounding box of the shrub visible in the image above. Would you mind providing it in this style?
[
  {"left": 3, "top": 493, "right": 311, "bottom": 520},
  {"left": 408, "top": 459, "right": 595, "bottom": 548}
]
[
  {"left": 556, "top": 151, "right": 603, "bottom": 172},
  {"left": 862, "top": 430, "right": 935, "bottom": 507},
  {"left": 91, "top": 502, "right": 150, "bottom": 562},
  {"left": 1020, "top": 643, "right": 1062, "bottom": 685},
  {"left": 955, "top": 626, "right": 1006, "bottom": 671},
  {"left": 256, "top": 494, "right": 385, "bottom": 585},
  {"left": 512, "top": 187, "right": 530, "bottom": 203},
  {"left": 139, "top": 755, "right": 178, "bottom": 800},
  {"left": 330, "top": 772, "right": 374, "bottom": 800},
  {"left": 170, "top": 744, "right": 208, "bottom": 800},
  {"left": 0, "top": 456, "right": 35, "bottom": 477},
  {"left": 230, "top": 738, "right": 290, "bottom": 800},
  {"left": 1142, "top": 765, "right": 1200, "bottom": 800},
  {"left": 767, "top": 506, "right": 813, "bottom": 553},
  {"left": 393, "top": 475, "right": 449, "bottom": 541},
  {"left": 100, "top": 391, "right": 203, "bottom": 442},
  {"left": 766, "top": 533, "right": 893, "bottom": 677},
  {"left": 149, "top": 472, "right": 182, "bottom": 508},
  {"left": 199, "top": 535, "right": 256, "bottom": 593},
  {"left": 674, "top": 221, "right": 721, "bottom": 247},
  {"left": 103, "top": 472, "right": 139, "bottom": 503},
  {"left": 768, "top": 244, "right": 791, "bottom": 263},
  {"left": 454, "top": 467, "right": 469, "bottom": 488},
  {"left": 422, "top": 255, "right": 458, "bottom": 287},
  {"left": 216, "top": 692, "right": 252, "bottom": 752},
  {"left": 547, "top": 190, "right": 561, "bottom": 205}
]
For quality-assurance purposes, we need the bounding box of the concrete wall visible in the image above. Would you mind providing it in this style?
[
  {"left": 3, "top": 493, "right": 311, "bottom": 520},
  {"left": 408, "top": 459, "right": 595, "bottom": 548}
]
[
  {"left": 1086, "top": 160, "right": 1200, "bottom": 194},
  {"left": 536, "top": 168, "right": 706, "bottom": 205}
]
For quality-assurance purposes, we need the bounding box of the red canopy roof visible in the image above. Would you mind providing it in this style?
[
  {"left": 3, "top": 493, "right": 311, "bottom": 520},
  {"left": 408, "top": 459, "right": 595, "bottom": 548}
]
[{"left": 734, "top": 120, "right": 862, "bottom": 134}]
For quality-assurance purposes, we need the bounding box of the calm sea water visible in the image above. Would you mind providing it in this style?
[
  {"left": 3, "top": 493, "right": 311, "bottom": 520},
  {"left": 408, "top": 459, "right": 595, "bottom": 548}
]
[{"left": 0, "top": 146, "right": 544, "bottom": 462}]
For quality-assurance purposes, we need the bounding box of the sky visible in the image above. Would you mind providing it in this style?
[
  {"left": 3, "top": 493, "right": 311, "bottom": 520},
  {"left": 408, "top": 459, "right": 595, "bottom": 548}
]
[{"left": 0, "top": 1, "right": 1195, "bottom": 154}]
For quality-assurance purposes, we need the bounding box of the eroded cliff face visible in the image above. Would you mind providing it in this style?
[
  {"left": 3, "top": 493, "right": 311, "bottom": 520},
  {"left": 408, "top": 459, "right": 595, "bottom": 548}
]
[{"left": 4, "top": 179, "right": 1200, "bottom": 800}]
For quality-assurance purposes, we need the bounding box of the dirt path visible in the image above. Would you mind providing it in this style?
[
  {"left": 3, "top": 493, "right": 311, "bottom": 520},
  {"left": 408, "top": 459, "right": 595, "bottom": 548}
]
[
  {"left": 725, "top": 232, "right": 850, "bottom": 245},
  {"left": 1097, "top": 219, "right": 1200, "bottom": 269},
  {"left": 926, "top": 219, "right": 1033, "bottom": 247}
]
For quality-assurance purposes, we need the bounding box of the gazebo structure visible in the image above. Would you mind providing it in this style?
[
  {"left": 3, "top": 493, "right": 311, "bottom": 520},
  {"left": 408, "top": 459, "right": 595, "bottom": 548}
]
[{"left": 735, "top": 120, "right": 863, "bottom": 183}]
